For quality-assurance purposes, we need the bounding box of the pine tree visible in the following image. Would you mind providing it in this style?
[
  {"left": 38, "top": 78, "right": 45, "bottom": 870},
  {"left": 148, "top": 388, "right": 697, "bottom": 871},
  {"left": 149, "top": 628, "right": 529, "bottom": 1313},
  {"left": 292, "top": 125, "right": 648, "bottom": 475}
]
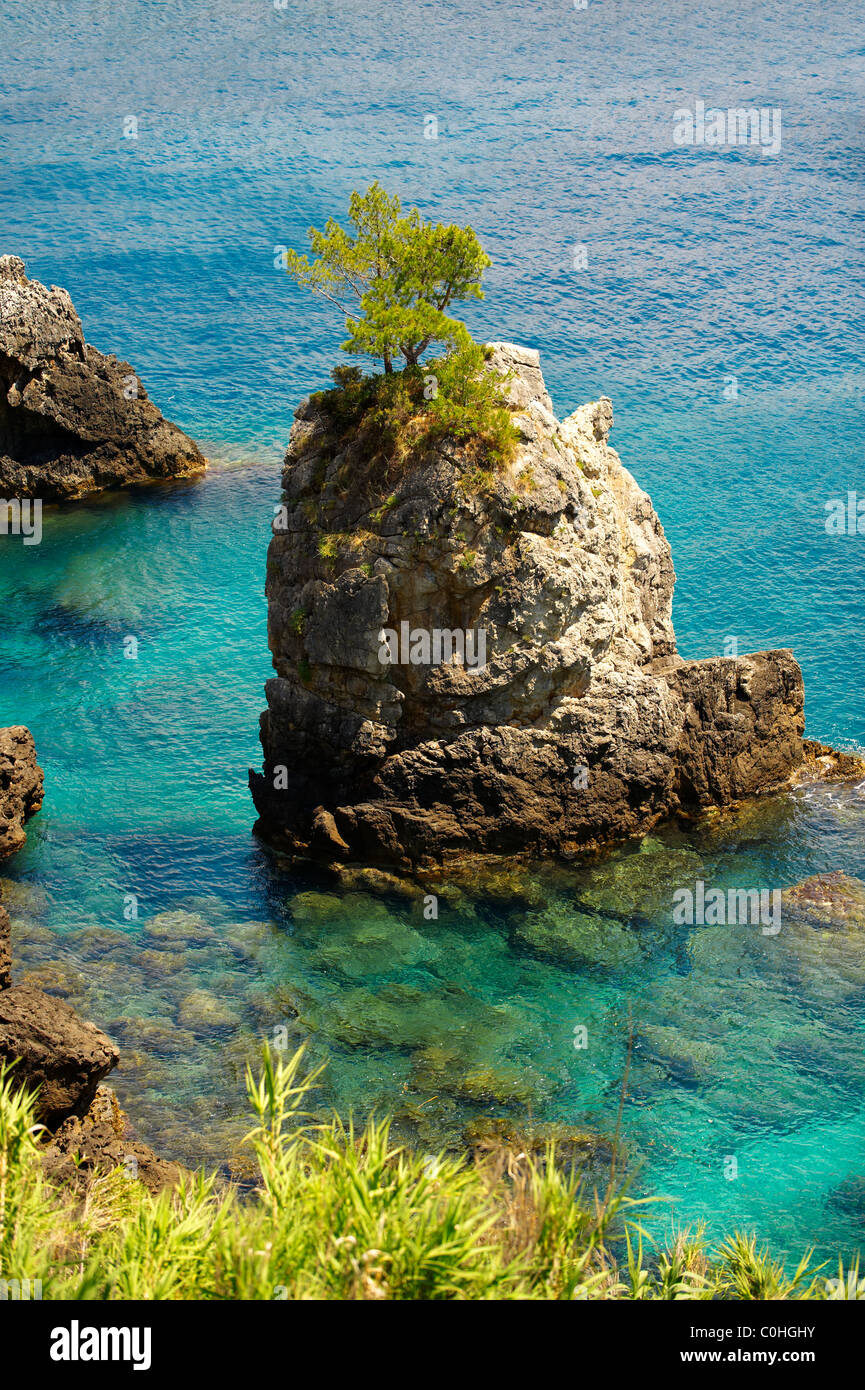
[{"left": 284, "top": 183, "right": 489, "bottom": 373}]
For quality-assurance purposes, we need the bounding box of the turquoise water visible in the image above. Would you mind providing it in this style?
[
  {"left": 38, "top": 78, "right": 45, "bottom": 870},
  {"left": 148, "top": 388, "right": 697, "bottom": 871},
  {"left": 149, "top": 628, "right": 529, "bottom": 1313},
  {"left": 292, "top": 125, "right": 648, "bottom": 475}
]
[{"left": 2, "top": 0, "right": 865, "bottom": 1260}]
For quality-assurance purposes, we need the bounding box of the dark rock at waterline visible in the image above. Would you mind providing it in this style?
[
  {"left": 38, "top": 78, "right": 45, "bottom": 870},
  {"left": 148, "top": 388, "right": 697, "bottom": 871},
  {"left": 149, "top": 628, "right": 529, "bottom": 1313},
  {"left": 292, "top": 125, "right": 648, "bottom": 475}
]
[
  {"left": 41, "top": 1084, "right": 183, "bottom": 1195},
  {"left": 0, "top": 725, "right": 44, "bottom": 861},
  {"left": 0, "top": 255, "right": 206, "bottom": 500},
  {"left": 0, "top": 984, "right": 119, "bottom": 1126},
  {"left": 251, "top": 343, "right": 807, "bottom": 868},
  {"left": 668, "top": 650, "right": 805, "bottom": 814}
]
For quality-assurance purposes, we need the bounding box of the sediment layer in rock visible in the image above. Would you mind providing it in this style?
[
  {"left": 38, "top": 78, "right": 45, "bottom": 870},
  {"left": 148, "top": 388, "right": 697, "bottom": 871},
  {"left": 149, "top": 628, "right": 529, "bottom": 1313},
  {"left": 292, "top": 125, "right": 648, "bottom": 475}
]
[
  {"left": 251, "top": 343, "right": 806, "bottom": 868},
  {"left": 0, "top": 254, "right": 206, "bottom": 500}
]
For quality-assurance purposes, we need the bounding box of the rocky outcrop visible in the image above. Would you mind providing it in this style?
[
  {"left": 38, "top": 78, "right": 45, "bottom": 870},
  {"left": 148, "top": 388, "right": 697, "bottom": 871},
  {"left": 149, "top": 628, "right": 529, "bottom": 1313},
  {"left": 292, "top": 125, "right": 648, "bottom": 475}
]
[
  {"left": 251, "top": 343, "right": 806, "bottom": 868},
  {"left": 0, "top": 913, "right": 179, "bottom": 1189},
  {"left": 41, "top": 1085, "right": 183, "bottom": 1195},
  {"left": 0, "top": 255, "right": 206, "bottom": 500},
  {"left": 667, "top": 650, "right": 805, "bottom": 814},
  {"left": 0, "top": 984, "right": 119, "bottom": 1126},
  {"left": 0, "top": 725, "right": 44, "bottom": 860},
  {"left": 793, "top": 739, "right": 865, "bottom": 786}
]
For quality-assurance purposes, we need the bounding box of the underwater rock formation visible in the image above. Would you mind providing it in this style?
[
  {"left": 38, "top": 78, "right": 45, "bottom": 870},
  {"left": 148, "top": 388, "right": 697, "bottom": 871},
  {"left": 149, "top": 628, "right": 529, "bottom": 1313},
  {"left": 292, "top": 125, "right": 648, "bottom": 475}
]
[
  {"left": 781, "top": 870, "right": 865, "bottom": 932},
  {"left": 0, "top": 255, "right": 206, "bottom": 500},
  {"left": 0, "top": 725, "right": 43, "bottom": 860},
  {"left": 0, "top": 902, "right": 10, "bottom": 990},
  {"left": 252, "top": 343, "right": 806, "bottom": 868}
]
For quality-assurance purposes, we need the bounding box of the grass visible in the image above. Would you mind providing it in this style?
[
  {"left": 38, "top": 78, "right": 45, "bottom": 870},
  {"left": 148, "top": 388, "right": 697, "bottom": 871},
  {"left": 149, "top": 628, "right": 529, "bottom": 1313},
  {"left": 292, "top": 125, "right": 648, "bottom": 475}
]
[{"left": 0, "top": 1053, "right": 860, "bottom": 1301}]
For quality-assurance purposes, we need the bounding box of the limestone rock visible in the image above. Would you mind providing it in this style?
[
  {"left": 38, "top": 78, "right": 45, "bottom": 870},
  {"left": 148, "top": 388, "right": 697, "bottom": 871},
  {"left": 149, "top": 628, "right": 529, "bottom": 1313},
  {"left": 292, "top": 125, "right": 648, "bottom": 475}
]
[
  {"left": 792, "top": 739, "right": 865, "bottom": 786},
  {"left": 0, "top": 984, "right": 119, "bottom": 1125},
  {"left": 0, "top": 725, "right": 43, "bottom": 860},
  {"left": 251, "top": 343, "right": 805, "bottom": 867},
  {"left": 0, "top": 255, "right": 206, "bottom": 500},
  {"left": 668, "top": 650, "right": 805, "bottom": 812}
]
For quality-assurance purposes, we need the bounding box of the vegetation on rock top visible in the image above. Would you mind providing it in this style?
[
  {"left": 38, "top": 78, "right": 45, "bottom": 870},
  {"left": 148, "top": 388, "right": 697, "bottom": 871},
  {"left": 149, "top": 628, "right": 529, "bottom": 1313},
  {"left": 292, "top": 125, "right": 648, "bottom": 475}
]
[{"left": 284, "top": 184, "right": 520, "bottom": 476}]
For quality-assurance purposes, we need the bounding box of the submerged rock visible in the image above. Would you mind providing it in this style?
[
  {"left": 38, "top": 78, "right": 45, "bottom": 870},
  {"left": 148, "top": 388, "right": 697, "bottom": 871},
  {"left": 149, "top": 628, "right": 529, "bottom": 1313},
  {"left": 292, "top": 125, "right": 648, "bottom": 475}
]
[
  {"left": 0, "top": 725, "right": 44, "bottom": 860},
  {"left": 0, "top": 902, "right": 9, "bottom": 989},
  {"left": 576, "top": 842, "right": 703, "bottom": 920},
  {"left": 828, "top": 1173, "right": 865, "bottom": 1219},
  {"left": 0, "top": 254, "right": 206, "bottom": 500},
  {"left": 410, "top": 1042, "right": 549, "bottom": 1107},
  {"left": 177, "top": 988, "right": 241, "bottom": 1033},
  {"left": 463, "top": 1115, "right": 618, "bottom": 1181},
  {"left": 252, "top": 344, "right": 805, "bottom": 867},
  {"left": 514, "top": 904, "right": 641, "bottom": 971},
  {"left": 781, "top": 870, "right": 865, "bottom": 931},
  {"left": 773, "top": 872, "right": 865, "bottom": 1002},
  {"left": 144, "top": 909, "right": 214, "bottom": 946}
]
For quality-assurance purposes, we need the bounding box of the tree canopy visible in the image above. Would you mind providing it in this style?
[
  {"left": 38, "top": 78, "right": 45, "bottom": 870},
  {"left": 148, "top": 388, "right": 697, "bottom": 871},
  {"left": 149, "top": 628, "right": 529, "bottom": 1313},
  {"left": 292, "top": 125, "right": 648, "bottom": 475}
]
[{"left": 284, "top": 183, "right": 490, "bottom": 373}]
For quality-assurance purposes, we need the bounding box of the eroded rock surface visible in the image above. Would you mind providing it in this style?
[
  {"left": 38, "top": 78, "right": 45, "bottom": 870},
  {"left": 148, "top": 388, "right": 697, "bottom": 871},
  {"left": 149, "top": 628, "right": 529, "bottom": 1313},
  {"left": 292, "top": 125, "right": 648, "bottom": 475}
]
[
  {"left": 252, "top": 343, "right": 806, "bottom": 867},
  {"left": 42, "top": 1085, "right": 183, "bottom": 1194},
  {"left": 0, "top": 255, "right": 206, "bottom": 499},
  {"left": 0, "top": 983, "right": 119, "bottom": 1126},
  {"left": 0, "top": 725, "right": 44, "bottom": 860}
]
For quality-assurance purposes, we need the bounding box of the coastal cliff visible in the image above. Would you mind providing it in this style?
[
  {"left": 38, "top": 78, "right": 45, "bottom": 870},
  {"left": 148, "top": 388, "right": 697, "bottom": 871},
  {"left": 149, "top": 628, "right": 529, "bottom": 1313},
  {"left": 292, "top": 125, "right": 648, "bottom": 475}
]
[
  {"left": 0, "top": 255, "right": 205, "bottom": 500},
  {"left": 251, "top": 344, "right": 805, "bottom": 867}
]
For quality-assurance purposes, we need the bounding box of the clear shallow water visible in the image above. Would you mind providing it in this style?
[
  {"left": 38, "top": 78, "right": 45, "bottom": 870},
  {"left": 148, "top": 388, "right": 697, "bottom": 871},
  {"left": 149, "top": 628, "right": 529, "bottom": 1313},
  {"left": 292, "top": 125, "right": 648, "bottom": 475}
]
[{"left": 1, "top": 0, "right": 864, "bottom": 1261}]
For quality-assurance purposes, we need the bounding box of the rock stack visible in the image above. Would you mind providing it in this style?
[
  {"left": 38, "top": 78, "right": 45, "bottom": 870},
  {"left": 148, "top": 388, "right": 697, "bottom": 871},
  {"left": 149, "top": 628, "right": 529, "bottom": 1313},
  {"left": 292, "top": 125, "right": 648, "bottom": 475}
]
[{"left": 252, "top": 343, "right": 804, "bottom": 867}]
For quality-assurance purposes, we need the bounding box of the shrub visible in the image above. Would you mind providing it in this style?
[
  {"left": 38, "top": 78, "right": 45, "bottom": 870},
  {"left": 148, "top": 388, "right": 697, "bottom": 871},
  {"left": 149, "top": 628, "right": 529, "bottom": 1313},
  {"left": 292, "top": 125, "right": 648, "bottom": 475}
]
[{"left": 0, "top": 1051, "right": 847, "bottom": 1301}]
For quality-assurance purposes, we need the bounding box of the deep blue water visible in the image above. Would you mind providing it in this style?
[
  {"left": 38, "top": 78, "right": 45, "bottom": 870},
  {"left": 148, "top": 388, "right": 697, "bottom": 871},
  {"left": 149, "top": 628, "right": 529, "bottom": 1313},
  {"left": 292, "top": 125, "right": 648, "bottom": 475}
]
[{"left": 1, "top": 0, "right": 864, "bottom": 1263}]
